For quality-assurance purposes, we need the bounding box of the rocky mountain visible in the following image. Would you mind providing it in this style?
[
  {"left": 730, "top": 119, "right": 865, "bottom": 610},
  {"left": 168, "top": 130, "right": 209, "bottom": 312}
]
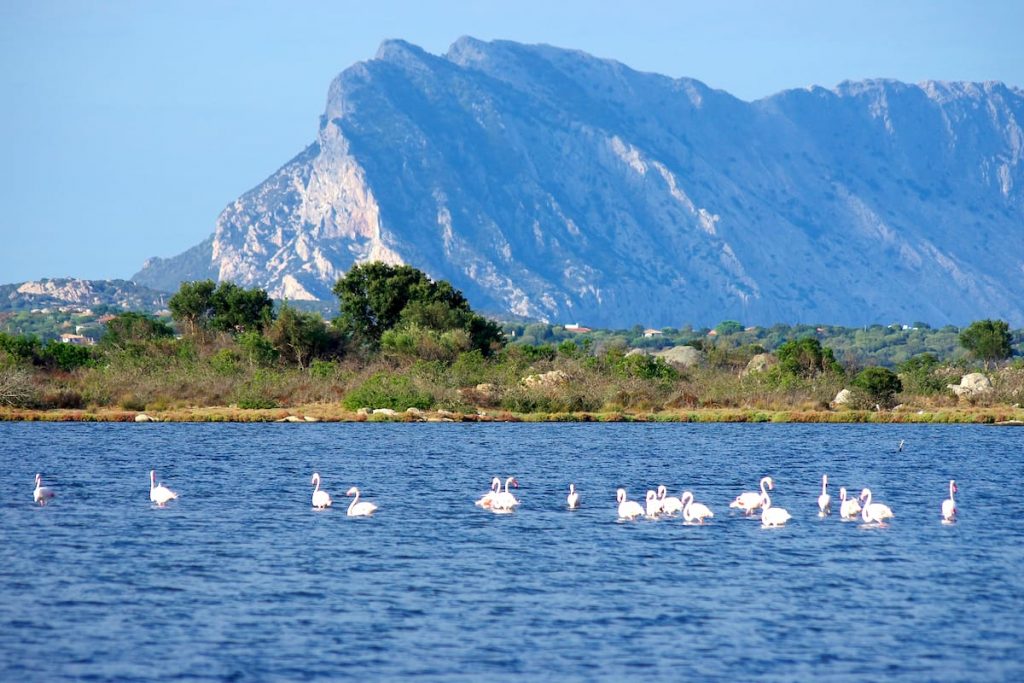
[
  {"left": 133, "top": 38, "right": 1024, "bottom": 327},
  {"left": 0, "top": 278, "right": 169, "bottom": 313}
]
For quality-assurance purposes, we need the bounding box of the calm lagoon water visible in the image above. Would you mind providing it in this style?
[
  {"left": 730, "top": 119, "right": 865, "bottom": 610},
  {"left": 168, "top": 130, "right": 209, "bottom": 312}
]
[{"left": 1, "top": 422, "right": 1022, "bottom": 681}]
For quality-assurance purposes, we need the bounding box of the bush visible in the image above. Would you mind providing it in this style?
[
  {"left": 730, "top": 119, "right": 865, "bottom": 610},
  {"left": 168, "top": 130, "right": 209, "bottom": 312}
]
[
  {"left": 0, "top": 366, "right": 35, "bottom": 406},
  {"left": 41, "top": 341, "right": 94, "bottom": 371},
  {"left": 209, "top": 348, "right": 242, "bottom": 376},
  {"left": 776, "top": 337, "right": 843, "bottom": 378},
  {"left": 852, "top": 367, "right": 903, "bottom": 408},
  {"left": 898, "top": 353, "right": 945, "bottom": 395},
  {"left": 342, "top": 372, "right": 433, "bottom": 411}
]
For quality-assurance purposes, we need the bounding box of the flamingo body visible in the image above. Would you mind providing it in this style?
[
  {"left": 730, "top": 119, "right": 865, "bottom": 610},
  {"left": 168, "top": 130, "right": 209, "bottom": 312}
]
[
  {"left": 346, "top": 486, "right": 378, "bottom": 517},
  {"left": 310, "top": 472, "right": 332, "bottom": 509},
  {"left": 731, "top": 476, "right": 773, "bottom": 515},
  {"left": 839, "top": 487, "right": 861, "bottom": 520},
  {"left": 681, "top": 491, "right": 714, "bottom": 524},
  {"left": 942, "top": 480, "right": 958, "bottom": 522},
  {"left": 659, "top": 485, "right": 683, "bottom": 515},
  {"left": 475, "top": 477, "right": 501, "bottom": 509},
  {"left": 33, "top": 474, "right": 55, "bottom": 506},
  {"left": 818, "top": 474, "right": 831, "bottom": 516},
  {"left": 760, "top": 492, "right": 791, "bottom": 527},
  {"left": 616, "top": 488, "right": 644, "bottom": 520},
  {"left": 859, "top": 488, "right": 894, "bottom": 524},
  {"left": 491, "top": 477, "right": 520, "bottom": 512},
  {"left": 567, "top": 483, "right": 580, "bottom": 509},
  {"left": 645, "top": 490, "right": 661, "bottom": 518},
  {"left": 149, "top": 470, "right": 178, "bottom": 507}
]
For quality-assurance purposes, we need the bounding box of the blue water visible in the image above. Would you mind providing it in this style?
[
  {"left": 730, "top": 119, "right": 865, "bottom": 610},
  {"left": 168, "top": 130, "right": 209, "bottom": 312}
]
[{"left": 1, "top": 422, "right": 1022, "bottom": 681}]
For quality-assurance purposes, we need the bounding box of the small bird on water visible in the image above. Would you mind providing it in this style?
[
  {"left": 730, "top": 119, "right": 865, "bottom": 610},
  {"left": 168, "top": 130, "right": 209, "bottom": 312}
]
[{"left": 898, "top": 439, "right": 905, "bottom": 452}]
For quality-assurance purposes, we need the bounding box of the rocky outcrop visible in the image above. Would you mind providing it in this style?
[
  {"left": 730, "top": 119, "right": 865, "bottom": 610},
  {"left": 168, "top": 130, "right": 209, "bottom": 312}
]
[
  {"left": 134, "top": 38, "right": 1024, "bottom": 327},
  {"left": 654, "top": 346, "right": 706, "bottom": 368},
  {"left": 948, "top": 373, "right": 994, "bottom": 399},
  {"left": 1, "top": 278, "right": 170, "bottom": 313},
  {"left": 742, "top": 353, "right": 778, "bottom": 376},
  {"left": 832, "top": 389, "right": 853, "bottom": 406}
]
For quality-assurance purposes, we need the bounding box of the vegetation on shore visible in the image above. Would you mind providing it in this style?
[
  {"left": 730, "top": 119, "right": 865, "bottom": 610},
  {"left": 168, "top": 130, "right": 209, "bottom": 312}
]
[{"left": 1, "top": 264, "right": 1022, "bottom": 423}]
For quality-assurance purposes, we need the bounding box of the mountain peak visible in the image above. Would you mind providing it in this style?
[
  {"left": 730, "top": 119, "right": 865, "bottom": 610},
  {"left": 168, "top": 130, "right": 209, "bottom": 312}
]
[{"left": 133, "top": 39, "right": 1024, "bottom": 327}]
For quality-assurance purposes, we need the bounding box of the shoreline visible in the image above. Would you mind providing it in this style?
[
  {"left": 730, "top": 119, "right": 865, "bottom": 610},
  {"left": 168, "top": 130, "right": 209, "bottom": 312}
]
[{"left": 2, "top": 406, "right": 1022, "bottom": 425}]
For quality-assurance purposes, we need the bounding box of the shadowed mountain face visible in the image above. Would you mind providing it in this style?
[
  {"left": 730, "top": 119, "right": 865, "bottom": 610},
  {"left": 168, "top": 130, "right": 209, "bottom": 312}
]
[{"left": 133, "top": 38, "right": 1024, "bottom": 327}]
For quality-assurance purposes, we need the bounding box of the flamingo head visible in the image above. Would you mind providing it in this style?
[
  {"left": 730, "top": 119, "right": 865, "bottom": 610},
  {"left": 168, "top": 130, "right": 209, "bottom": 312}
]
[
  {"left": 657, "top": 484, "right": 667, "bottom": 498},
  {"left": 346, "top": 486, "right": 359, "bottom": 497},
  {"left": 645, "top": 490, "right": 657, "bottom": 502},
  {"left": 491, "top": 477, "right": 501, "bottom": 490},
  {"left": 839, "top": 486, "right": 847, "bottom": 500},
  {"left": 951, "top": 480, "right": 958, "bottom": 494},
  {"left": 511, "top": 478, "right": 519, "bottom": 489},
  {"left": 681, "top": 491, "right": 693, "bottom": 505},
  {"left": 569, "top": 483, "right": 575, "bottom": 493},
  {"left": 35, "top": 473, "right": 42, "bottom": 486},
  {"left": 767, "top": 477, "right": 775, "bottom": 490},
  {"left": 311, "top": 472, "right": 320, "bottom": 486},
  {"left": 859, "top": 488, "right": 871, "bottom": 501},
  {"left": 616, "top": 488, "right": 626, "bottom": 503}
]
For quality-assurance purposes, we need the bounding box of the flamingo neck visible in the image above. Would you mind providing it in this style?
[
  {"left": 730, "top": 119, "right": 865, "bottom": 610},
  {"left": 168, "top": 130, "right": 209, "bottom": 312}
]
[
  {"left": 504, "top": 477, "right": 514, "bottom": 494},
  {"left": 949, "top": 482, "right": 956, "bottom": 503},
  {"left": 761, "top": 492, "right": 772, "bottom": 510},
  {"left": 821, "top": 477, "right": 827, "bottom": 495},
  {"left": 760, "top": 478, "right": 770, "bottom": 497},
  {"left": 861, "top": 490, "right": 872, "bottom": 520},
  {"left": 313, "top": 477, "right": 320, "bottom": 493},
  {"left": 348, "top": 490, "right": 360, "bottom": 513}
]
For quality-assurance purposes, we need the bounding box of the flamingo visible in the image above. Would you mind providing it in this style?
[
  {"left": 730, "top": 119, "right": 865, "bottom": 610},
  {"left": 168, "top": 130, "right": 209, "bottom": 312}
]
[
  {"left": 681, "top": 491, "right": 714, "bottom": 524},
  {"left": 859, "top": 488, "right": 894, "bottom": 525},
  {"left": 475, "top": 477, "right": 501, "bottom": 509},
  {"left": 818, "top": 474, "right": 831, "bottom": 516},
  {"left": 346, "top": 486, "right": 378, "bottom": 517},
  {"left": 645, "top": 490, "right": 661, "bottom": 518},
  {"left": 566, "top": 483, "right": 580, "bottom": 509},
  {"left": 149, "top": 469, "right": 178, "bottom": 507},
  {"left": 33, "top": 473, "right": 55, "bottom": 506},
  {"left": 659, "top": 485, "right": 683, "bottom": 515},
  {"left": 616, "top": 488, "right": 644, "bottom": 520},
  {"left": 839, "top": 486, "right": 861, "bottom": 520},
  {"left": 760, "top": 491, "right": 792, "bottom": 528},
  {"left": 491, "top": 477, "right": 520, "bottom": 512},
  {"left": 942, "top": 480, "right": 958, "bottom": 523},
  {"left": 310, "top": 472, "right": 332, "bottom": 509},
  {"left": 731, "top": 476, "right": 773, "bottom": 515}
]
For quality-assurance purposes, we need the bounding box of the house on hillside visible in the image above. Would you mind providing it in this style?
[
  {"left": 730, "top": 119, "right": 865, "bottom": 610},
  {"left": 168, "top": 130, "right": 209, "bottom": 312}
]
[
  {"left": 564, "top": 323, "right": 592, "bottom": 333},
  {"left": 643, "top": 328, "right": 663, "bottom": 338},
  {"left": 59, "top": 333, "right": 95, "bottom": 346}
]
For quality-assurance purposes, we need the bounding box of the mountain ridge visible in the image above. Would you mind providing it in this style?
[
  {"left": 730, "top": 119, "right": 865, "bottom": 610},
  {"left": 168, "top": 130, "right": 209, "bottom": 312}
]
[{"left": 133, "top": 38, "right": 1024, "bottom": 327}]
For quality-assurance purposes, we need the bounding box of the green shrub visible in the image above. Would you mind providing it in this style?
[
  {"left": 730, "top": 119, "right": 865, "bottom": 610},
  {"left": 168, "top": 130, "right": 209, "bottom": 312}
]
[
  {"left": 309, "top": 359, "right": 339, "bottom": 380},
  {"left": 342, "top": 372, "right": 433, "bottom": 411},
  {"left": 209, "top": 348, "right": 242, "bottom": 376},
  {"left": 852, "top": 366, "right": 903, "bottom": 408}
]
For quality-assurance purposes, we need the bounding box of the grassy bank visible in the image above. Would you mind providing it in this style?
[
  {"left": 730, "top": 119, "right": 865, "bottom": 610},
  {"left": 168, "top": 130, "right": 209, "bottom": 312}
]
[{"left": 3, "top": 404, "right": 1022, "bottom": 425}]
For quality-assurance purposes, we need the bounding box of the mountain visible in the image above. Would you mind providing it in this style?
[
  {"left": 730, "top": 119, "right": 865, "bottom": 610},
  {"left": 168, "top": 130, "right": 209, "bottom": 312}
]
[
  {"left": 133, "top": 37, "right": 1024, "bottom": 327},
  {"left": 0, "top": 278, "right": 170, "bottom": 313}
]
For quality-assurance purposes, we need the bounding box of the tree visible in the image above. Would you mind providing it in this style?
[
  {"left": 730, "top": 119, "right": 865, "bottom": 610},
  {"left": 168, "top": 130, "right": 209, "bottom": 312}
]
[
  {"left": 169, "top": 280, "right": 274, "bottom": 337},
  {"left": 209, "top": 283, "right": 274, "bottom": 333},
  {"left": 775, "top": 337, "right": 842, "bottom": 377},
  {"left": 959, "top": 319, "right": 1012, "bottom": 367},
  {"left": 266, "top": 305, "right": 335, "bottom": 368},
  {"left": 102, "top": 312, "right": 174, "bottom": 350},
  {"left": 715, "top": 320, "right": 744, "bottom": 335},
  {"left": 168, "top": 280, "right": 217, "bottom": 336},
  {"left": 852, "top": 366, "right": 903, "bottom": 408},
  {"left": 332, "top": 262, "right": 503, "bottom": 354}
]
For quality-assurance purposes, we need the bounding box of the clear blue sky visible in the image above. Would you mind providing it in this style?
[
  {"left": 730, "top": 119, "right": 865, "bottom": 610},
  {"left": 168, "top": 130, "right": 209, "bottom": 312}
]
[{"left": 1, "top": 0, "right": 1021, "bottom": 284}]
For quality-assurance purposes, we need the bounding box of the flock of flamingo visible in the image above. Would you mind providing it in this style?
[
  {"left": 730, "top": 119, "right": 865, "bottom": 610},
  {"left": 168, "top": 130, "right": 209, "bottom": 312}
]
[{"left": 30, "top": 470, "right": 960, "bottom": 525}]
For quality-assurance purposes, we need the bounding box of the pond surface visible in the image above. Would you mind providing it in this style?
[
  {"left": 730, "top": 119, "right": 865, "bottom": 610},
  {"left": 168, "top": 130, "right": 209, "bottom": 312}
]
[{"left": 1, "top": 422, "right": 1022, "bottom": 681}]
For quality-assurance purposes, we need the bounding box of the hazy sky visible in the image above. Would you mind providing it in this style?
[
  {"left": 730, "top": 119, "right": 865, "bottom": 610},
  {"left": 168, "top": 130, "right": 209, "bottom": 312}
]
[{"left": 1, "top": 0, "right": 1021, "bottom": 284}]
